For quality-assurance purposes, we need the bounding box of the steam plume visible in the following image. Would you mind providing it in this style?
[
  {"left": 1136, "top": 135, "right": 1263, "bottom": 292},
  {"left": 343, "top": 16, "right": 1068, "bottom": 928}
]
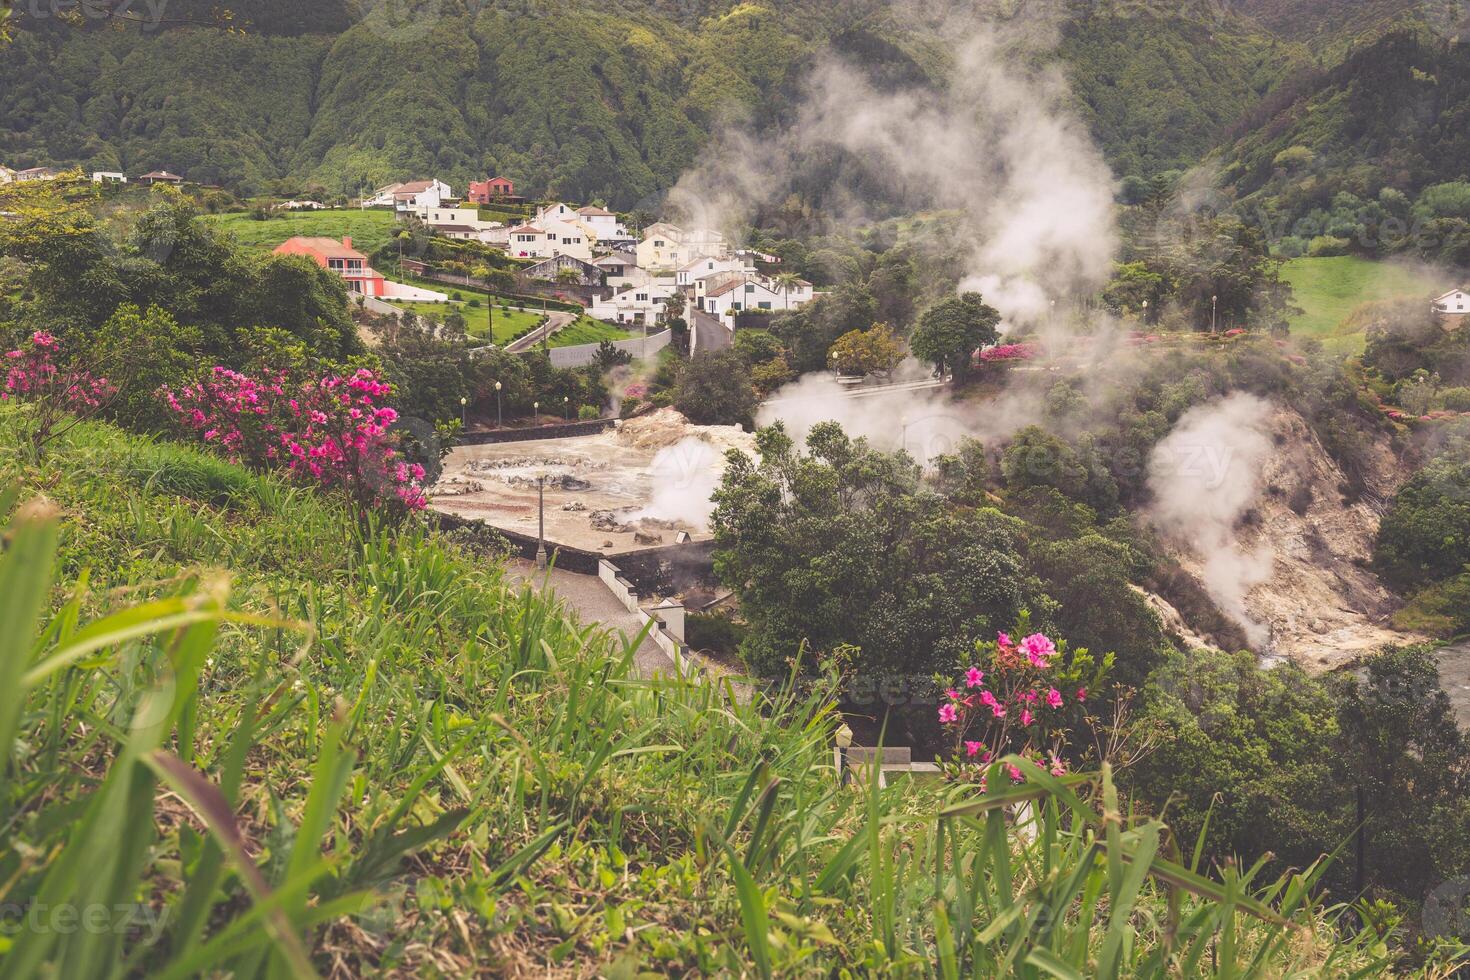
[{"left": 1146, "top": 393, "right": 1276, "bottom": 648}]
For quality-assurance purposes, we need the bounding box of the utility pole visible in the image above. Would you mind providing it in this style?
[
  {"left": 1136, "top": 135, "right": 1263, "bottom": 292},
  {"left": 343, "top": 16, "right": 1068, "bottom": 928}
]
[{"left": 535, "top": 474, "right": 548, "bottom": 570}]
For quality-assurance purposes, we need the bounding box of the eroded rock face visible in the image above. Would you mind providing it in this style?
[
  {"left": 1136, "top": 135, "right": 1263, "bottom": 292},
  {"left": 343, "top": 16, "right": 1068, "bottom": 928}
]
[{"left": 1154, "top": 403, "right": 1421, "bottom": 671}]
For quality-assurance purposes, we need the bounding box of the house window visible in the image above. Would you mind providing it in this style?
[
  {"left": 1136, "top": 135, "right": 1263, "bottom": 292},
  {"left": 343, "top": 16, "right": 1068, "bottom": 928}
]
[
  {"left": 745, "top": 285, "right": 755, "bottom": 293},
  {"left": 733, "top": 302, "right": 743, "bottom": 311},
  {"left": 654, "top": 240, "right": 664, "bottom": 247},
  {"left": 759, "top": 302, "right": 772, "bottom": 310}
]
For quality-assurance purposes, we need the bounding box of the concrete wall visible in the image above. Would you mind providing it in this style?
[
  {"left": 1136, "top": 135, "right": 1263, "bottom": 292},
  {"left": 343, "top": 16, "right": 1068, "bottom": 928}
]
[{"left": 546, "top": 329, "right": 672, "bottom": 368}]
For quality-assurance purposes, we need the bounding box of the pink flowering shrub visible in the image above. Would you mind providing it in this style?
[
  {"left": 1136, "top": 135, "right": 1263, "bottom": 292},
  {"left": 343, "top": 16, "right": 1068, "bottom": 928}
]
[
  {"left": 935, "top": 623, "right": 1111, "bottom": 789},
  {"left": 977, "top": 342, "right": 1040, "bottom": 364},
  {"left": 162, "top": 366, "right": 427, "bottom": 512},
  {"left": 3, "top": 330, "right": 117, "bottom": 452}
]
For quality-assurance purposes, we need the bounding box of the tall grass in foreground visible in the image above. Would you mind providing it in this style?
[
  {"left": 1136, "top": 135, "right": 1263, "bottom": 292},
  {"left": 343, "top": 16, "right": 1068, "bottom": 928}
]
[{"left": 0, "top": 408, "right": 1440, "bottom": 975}]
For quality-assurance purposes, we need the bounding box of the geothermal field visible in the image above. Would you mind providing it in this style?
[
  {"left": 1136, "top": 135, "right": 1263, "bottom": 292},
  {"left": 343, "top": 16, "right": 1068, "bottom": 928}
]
[{"left": 430, "top": 409, "right": 755, "bottom": 553}]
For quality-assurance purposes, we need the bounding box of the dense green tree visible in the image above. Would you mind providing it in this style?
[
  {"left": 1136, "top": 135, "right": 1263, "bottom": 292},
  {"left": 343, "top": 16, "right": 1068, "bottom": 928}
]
[
  {"left": 910, "top": 292, "right": 1001, "bottom": 383},
  {"left": 711, "top": 423, "right": 1047, "bottom": 729},
  {"left": 674, "top": 349, "right": 758, "bottom": 427},
  {"left": 1374, "top": 451, "right": 1470, "bottom": 589}
]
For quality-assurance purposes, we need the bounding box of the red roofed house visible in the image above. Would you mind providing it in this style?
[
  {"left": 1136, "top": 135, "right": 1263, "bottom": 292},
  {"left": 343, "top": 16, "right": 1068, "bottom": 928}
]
[
  {"left": 138, "top": 170, "right": 183, "bottom": 185},
  {"left": 468, "top": 176, "right": 516, "bottom": 204},
  {"left": 274, "top": 236, "right": 387, "bottom": 297}
]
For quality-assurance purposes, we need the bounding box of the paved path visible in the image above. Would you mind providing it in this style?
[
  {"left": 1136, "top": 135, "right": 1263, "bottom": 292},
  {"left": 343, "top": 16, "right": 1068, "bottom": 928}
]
[
  {"left": 691, "top": 310, "right": 732, "bottom": 354},
  {"left": 505, "top": 311, "right": 577, "bottom": 353},
  {"left": 503, "top": 560, "right": 676, "bottom": 678}
]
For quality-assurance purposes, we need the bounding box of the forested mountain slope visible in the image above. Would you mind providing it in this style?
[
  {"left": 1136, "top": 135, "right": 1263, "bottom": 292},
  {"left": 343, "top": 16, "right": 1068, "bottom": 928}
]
[{"left": 0, "top": 0, "right": 1337, "bottom": 204}]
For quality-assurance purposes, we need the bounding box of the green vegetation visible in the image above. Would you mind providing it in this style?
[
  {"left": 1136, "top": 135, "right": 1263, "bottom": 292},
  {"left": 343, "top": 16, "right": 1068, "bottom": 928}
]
[
  {"left": 386, "top": 296, "right": 545, "bottom": 344},
  {"left": 207, "top": 209, "right": 397, "bottom": 257},
  {"left": 0, "top": 409, "right": 1401, "bottom": 974},
  {"left": 549, "top": 315, "right": 635, "bottom": 348},
  {"left": 1280, "top": 256, "right": 1442, "bottom": 353}
]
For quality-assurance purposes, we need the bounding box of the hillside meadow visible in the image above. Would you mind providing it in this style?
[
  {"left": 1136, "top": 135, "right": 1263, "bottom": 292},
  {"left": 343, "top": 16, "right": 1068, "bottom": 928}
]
[
  {"left": 0, "top": 404, "right": 1392, "bottom": 976},
  {"left": 1281, "top": 255, "right": 1444, "bottom": 354}
]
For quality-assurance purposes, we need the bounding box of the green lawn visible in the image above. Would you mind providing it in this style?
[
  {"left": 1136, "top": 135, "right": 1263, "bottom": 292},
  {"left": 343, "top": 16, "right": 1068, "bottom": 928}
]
[
  {"left": 1281, "top": 255, "right": 1444, "bottom": 355},
  {"left": 208, "top": 209, "right": 398, "bottom": 257},
  {"left": 387, "top": 296, "right": 545, "bottom": 344},
  {"left": 552, "top": 316, "right": 636, "bottom": 347}
]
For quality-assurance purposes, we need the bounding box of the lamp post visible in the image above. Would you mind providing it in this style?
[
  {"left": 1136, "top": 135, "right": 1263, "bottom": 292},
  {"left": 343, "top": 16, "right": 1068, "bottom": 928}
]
[
  {"left": 564, "top": 395, "right": 570, "bottom": 421},
  {"left": 1141, "top": 299, "right": 1149, "bottom": 325},
  {"left": 1211, "top": 294, "right": 1218, "bottom": 335},
  {"left": 460, "top": 395, "right": 467, "bottom": 428},
  {"left": 495, "top": 380, "right": 503, "bottom": 429},
  {"left": 535, "top": 473, "right": 548, "bottom": 570},
  {"left": 533, "top": 400, "right": 539, "bottom": 424}
]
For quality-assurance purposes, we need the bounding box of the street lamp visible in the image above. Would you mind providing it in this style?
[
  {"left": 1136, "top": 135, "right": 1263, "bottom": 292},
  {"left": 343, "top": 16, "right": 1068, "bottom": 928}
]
[
  {"left": 1211, "top": 294, "right": 1218, "bottom": 335},
  {"left": 460, "top": 395, "right": 467, "bottom": 427},
  {"left": 1141, "top": 299, "right": 1149, "bottom": 325},
  {"left": 535, "top": 473, "right": 548, "bottom": 570},
  {"left": 563, "top": 395, "right": 570, "bottom": 421},
  {"left": 494, "top": 380, "right": 503, "bottom": 429},
  {"left": 533, "top": 400, "right": 539, "bottom": 423}
]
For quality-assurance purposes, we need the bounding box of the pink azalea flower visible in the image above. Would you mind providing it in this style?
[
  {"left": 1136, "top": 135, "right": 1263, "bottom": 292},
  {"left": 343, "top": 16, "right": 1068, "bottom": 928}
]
[
  {"left": 1076, "top": 687, "right": 1087, "bottom": 702},
  {"left": 1021, "top": 708, "right": 1034, "bottom": 726},
  {"left": 938, "top": 703, "right": 958, "bottom": 724},
  {"left": 1019, "top": 633, "right": 1056, "bottom": 667},
  {"left": 965, "top": 741, "right": 983, "bottom": 758},
  {"left": 1046, "top": 688, "right": 1064, "bottom": 709},
  {"left": 1007, "top": 764, "right": 1023, "bottom": 783},
  {"left": 965, "top": 667, "right": 984, "bottom": 688}
]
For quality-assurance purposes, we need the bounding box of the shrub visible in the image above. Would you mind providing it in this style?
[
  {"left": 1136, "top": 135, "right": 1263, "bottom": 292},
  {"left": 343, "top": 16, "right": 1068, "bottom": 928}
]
[{"left": 1307, "top": 235, "right": 1351, "bottom": 257}]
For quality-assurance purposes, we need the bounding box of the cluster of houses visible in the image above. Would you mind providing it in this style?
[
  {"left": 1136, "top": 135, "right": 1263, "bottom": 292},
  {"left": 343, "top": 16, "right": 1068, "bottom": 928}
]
[
  {"left": 0, "top": 166, "right": 184, "bottom": 186},
  {"left": 358, "top": 175, "right": 816, "bottom": 331}
]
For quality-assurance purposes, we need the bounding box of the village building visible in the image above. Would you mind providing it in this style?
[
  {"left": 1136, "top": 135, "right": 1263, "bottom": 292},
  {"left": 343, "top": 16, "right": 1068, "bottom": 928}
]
[
  {"left": 362, "top": 182, "right": 404, "bottom": 208},
  {"left": 591, "top": 251, "right": 649, "bottom": 289},
  {"left": 574, "top": 205, "right": 631, "bottom": 244},
  {"left": 506, "top": 219, "right": 593, "bottom": 261},
  {"left": 0, "top": 166, "right": 15, "bottom": 185},
  {"left": 467, "top": 176, "right": 517, "bottom": 204},
  {"left": 675, "top": 254, "right": 754, "bottom": 288},
  {"left": 273, "top": 200, "right": 327, "bottom": 210},
  {"left": 697, "top": 273, "right": 813, "bottom": 322},
  {"left": 392, "top": 179, "right": 453, "bottom": 213},
  {"left": 1434, "top": 288, "right": 1470, "bottom": 319},
  {"left": 589, "top": 282, "right": 677, "bottom": 327},
  {"left": 91, "top": 171, "right": 127, "bottom": 185},
  {"left": 137, "top": 170, "right": 183, "bottom": 185},
  {"left": 272, "top": 236, "right": 447, "bottom": 302},
  {"left": 16, "top": 167, "right": 60, "bottom": 182},
  {"left": 635, "top": 223, "right": 726, "bottom": 271},
  {"left": 521, "top": 254, "right": 604, "bottom": 288}
]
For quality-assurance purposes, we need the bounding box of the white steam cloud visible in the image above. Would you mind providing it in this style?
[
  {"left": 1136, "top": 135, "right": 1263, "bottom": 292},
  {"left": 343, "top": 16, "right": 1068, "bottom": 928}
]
[
  {"left": 1146, "top": 393, "right": 1276, "bottom": 649},
  {"left": 668, "top": 14, "right": 1118, "bottom": 328}
]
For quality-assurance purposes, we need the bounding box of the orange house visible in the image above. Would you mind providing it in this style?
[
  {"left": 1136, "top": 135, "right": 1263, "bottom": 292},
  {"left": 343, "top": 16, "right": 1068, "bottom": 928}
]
[{"left": 273, "top": 236, "right": 386, "bottom": 297}]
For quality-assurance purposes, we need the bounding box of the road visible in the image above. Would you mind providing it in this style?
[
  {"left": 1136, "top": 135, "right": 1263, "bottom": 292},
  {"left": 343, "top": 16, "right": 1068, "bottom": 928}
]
[
  {"left": 691, "top": 310, "right": 732, "bottom": 354},
  {"left": 505, "top": 311, "right": 577, "bottom": 353}
]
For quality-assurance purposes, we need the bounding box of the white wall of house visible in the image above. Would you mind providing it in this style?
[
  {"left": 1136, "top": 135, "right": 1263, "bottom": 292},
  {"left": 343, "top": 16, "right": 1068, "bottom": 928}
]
[
  {"left": 418, "top": 205, "right": 484, "bottom": 227},
  {"left": 91, "top": 172, "right": 127, "bottom": 184},
  {"left": 394, "top": 179, "right": 453, "bottom": 213},
  {"left": 676, "top": 255, "right": 752, "bottom": 287},
  {"left": 589, "top": 283, "right": 676, "bottom": 325},
  {"left": 1435, "top": 289, "right": 1469, "bottom": 315},
  {"left": 636, "top": 223, "right": 726, "bottom": 271},
  {"left": 700, "top": 277, "right": 810, "bottom": 320}
]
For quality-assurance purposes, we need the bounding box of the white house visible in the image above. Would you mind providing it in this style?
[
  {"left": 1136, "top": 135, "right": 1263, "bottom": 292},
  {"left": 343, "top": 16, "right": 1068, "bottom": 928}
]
[
  {"left": 505, "top": 218, "right": 594, "bottom": 261},
  {"left": 575, "top": 205, "right": 629, "bottom": 242},
  {"left": 698, "top": 274, "right": 813, "bottom": 322},
  {"left": 589, "top": 282, "right": 677, "bottom": 327},
  {"left": 1434, "top": 288, "right": 1470, "bottom": 318},
  {"left": 15, "top": 167, "right": 59, "bottom": 183},
  {"left": 676, "top": 254, "right": 754, "bottom": 288},
  {"left": 393, "top": 179, "right": 453, "bottom": 214},
  {"left": 273, "top": 199, "right": 326, "bottom": 211},
  {"left": 592, "top": 252, "right": 650, "bottom": 289},
  {"left": 362, "top": 182, "right": 404, "bottom": 208},
  {"left": 636, "top": 223, "right": 727, "bottom": 271},
  {"left": 91, "top": 171, "right": 127, "bottom": 185},
  {"left": 0, "top": 166, "right": 14, "bottom": 185}
]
